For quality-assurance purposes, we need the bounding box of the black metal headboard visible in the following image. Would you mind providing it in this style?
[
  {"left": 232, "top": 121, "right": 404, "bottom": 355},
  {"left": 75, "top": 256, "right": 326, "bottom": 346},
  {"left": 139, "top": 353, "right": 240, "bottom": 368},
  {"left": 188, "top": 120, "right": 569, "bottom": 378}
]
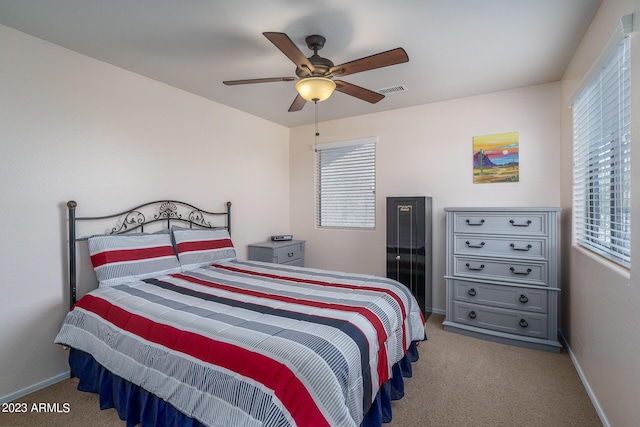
[{"left": 66, "top": 200, "right": 232, "bottom": 309}]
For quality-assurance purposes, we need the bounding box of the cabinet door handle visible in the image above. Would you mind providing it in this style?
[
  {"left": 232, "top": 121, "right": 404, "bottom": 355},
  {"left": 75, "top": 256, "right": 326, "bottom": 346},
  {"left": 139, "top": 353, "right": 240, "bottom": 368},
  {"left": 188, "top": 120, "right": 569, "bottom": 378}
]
[
  {"left": 466, "top": 219, "right": 485, "bottom": 226},
  {"left": 288, "top": 252, "right": 294, "bottom": 257},
  {"left": 510, "top": 243, "right": 532, "bottom": 251},
  {"left": 510, "top": 219, "right": 532, "bottom": 227},
  {"left": 465, "top": 263, "right": 485, "bottom": 271},
  {"left": 510, "top": 267, "right": 532, "bottom": 275},
  {"left": 468, "top": 288, "right": 477, "bottom": 297},
  {"left": 519, "top": 294, "right": 529, "bottom": 303},
  {"left": 465, "top": 241, "right": 485, "bottom": 248},
  {"left": 468, "top": 311, "right": 477, "bottom": 319},
  {"left": 519, "top": 319, "right": 529, "bottom": 328}
]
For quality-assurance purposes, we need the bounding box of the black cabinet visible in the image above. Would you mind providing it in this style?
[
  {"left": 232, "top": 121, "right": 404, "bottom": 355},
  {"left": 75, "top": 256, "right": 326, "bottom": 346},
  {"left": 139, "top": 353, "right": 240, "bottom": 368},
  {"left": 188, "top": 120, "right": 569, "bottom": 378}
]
[{"left": 386, "top": 197, "right": 432, "bottom": 316}]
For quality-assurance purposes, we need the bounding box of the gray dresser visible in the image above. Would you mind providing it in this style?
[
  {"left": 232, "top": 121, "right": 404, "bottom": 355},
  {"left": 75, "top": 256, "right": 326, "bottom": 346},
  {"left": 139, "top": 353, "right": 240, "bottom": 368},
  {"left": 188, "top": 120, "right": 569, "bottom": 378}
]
[
  {"left": 248, "top": 240, "right": 305, "bottom": 267},
  {"left": 443, "top": 207, "right": 561, "bottom": 352}
]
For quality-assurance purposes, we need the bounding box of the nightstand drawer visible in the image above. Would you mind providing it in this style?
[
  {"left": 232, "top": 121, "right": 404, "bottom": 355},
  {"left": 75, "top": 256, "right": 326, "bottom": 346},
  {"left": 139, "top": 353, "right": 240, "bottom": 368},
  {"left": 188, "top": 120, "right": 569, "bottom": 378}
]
[
  {"left": 454, "top": 256, "right": 547, "bottom": 286},
  {"left": 453, "top": 212, "right": 548, "bottom": 236},
  {"left": 248, "top": 240, "right": 305, "bottom": 266},
  {"left": 273, "top": 243, "right": 304, "bottom": 264},
  {"left": 452, "top": 301, "right": 549, "bottom": 339},
  {"left": 450, "top": 279, "right": 548, "bottom": 313}
]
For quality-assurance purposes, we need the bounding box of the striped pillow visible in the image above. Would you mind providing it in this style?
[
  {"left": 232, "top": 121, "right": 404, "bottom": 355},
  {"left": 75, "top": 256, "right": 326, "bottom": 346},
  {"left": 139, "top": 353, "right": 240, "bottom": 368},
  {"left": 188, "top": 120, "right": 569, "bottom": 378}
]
[
  {"left": 172, "top": 227, "right": 236, "bottom": 271},
  {"left": 88, "top": 233, "right": 181, "bottom": 287}
]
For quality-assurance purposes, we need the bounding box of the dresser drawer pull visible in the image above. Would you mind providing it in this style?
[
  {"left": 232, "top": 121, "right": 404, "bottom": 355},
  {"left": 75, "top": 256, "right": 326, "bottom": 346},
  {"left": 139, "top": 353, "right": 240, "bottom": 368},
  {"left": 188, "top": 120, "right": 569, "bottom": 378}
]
[
  {"left": 465, "top": 263, "right": 485, "bottom": 271},
  {"left": 468, "top": 288, "right": 477, "bottom": 297},
  {"left": 510, "top": 243, "right": 532, "bottom": 251},
  {"left": 465, "top": 241, "right": 485, "bottom": 248},
  {"left": 465, "top": 219, "right": 485, "bottom": 226},
  {"left": 510, "top": 267, "right": 532, "bottom": 275},
  {"left": 510, "top": 219, "right": 532, "bottom": 227},
  {"left": 519, "top": 294, "right": 529, "bottom": 303},
  {"left": 519, "top": 319, "right": 529, "bottom": 328},
  {"left": 468, "top": 311, "right": 477, "bottom": 319}
]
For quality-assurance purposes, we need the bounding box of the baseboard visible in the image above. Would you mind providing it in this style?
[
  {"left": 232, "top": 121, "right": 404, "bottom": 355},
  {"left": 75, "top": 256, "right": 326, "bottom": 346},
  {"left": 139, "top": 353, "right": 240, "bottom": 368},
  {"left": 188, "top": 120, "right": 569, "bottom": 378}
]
[
  {"left": 428, "top": 307, "right": 446, "bottom": 316},
  {"left": 558, "top": 331, "right": 610, "bottom": 427},
  {"left": 0, "top": 371, "right": 70, "bottom": 405}
]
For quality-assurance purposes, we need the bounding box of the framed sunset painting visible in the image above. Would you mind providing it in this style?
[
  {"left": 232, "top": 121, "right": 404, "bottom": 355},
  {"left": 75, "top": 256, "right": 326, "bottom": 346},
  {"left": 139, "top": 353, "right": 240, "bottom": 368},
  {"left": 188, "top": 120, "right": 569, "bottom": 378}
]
[{"left": 473, "top": 131, "right": 519, "bottom": 183}]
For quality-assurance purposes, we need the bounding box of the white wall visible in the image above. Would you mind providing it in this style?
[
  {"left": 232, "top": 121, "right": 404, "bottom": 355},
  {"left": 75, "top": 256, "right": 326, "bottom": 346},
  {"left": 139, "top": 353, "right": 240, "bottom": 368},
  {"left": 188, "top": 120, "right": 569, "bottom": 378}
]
[
  {"left": 560, "top": 1, "right": 640, "bottom": 425},
  {"left": 289, "top": 82, "right": 562, "bottom": 314},
  {"left": 0, "top": 25, "right": 291, "bottom": 401},
  {"left": 5, "top": 3, "right": 640, "bottom": 423}
]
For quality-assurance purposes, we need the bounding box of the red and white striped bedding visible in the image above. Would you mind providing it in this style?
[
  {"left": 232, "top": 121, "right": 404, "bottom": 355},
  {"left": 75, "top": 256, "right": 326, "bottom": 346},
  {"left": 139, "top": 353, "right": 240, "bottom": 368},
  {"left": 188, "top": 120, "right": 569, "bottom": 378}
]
[{"left": 55, "top": 259, "right": 426, "bottom": 427}]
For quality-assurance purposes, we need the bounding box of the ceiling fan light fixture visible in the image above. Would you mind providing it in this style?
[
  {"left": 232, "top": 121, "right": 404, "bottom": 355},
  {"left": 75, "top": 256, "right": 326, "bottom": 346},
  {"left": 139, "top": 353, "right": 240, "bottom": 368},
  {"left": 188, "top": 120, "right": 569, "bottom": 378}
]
[{"left": 295, "top": 77, "right": 336, "bottom": 102}]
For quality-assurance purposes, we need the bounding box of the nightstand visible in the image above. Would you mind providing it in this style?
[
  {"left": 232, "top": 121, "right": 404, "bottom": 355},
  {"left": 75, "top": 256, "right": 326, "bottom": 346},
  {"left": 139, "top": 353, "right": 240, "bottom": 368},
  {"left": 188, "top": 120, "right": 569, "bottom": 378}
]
[{"left": 248, "top": 240, "right": 305, "bottom": 267}]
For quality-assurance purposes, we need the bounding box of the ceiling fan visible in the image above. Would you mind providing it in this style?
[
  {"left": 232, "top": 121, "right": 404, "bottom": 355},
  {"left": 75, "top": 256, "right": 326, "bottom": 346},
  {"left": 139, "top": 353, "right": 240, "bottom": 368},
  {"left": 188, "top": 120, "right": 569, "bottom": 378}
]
[{"left": 223, "top": 32, "right": 409, "bottom": 112}]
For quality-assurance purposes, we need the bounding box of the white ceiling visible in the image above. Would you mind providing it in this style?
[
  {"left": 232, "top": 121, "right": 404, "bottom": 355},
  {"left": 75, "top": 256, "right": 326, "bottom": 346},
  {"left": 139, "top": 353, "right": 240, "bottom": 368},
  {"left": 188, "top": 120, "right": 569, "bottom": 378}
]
[{"left": 0, "top": 0, "right": 602, "bottom": 128}]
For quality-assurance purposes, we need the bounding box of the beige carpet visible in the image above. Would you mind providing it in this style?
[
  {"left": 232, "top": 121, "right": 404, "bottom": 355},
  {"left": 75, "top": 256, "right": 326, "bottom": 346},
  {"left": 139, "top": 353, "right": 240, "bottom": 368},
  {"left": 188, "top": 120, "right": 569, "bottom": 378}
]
[
  {"left": 0, "top": 314, "right": 601, "bottom": 427},
  {"left": 389, "top": 315, "right": 601, "bottom": 426}
]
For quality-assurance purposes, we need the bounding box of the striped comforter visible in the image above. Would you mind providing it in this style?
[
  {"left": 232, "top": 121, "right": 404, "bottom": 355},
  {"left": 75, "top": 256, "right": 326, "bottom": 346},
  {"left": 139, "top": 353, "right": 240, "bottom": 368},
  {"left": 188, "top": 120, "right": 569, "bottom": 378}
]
[{"left": 55, "top": 259, "right": 426, "bottom": 427}]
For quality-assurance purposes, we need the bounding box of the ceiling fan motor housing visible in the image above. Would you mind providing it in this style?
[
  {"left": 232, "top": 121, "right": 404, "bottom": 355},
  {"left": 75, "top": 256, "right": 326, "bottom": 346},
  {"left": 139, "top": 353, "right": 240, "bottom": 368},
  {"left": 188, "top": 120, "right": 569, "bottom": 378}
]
[
  {"left": 296, "top": 56, "right": 334, "bottom": 78},
  {"left": 295, "top": 34, "right": 334, "bottom": 78}
]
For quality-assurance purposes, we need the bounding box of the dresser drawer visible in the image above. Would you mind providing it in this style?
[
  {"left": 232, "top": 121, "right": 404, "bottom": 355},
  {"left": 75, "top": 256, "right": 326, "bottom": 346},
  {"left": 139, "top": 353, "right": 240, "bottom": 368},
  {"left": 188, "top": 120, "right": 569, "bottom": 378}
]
[
  {"left": 453, "top": 234, "right": 548, "bottom": 260},
  {"left": 452, "top": 301, "right": 549, "bottom": 339},
  {"left": 449, "top": 279, "right": 548, "bottom": 313},
  {"left": 454, "top": 256, "right": 548, "bottom": 286},
  {"left": 453, "top": 212, "right": 548, "bottom": 236}
]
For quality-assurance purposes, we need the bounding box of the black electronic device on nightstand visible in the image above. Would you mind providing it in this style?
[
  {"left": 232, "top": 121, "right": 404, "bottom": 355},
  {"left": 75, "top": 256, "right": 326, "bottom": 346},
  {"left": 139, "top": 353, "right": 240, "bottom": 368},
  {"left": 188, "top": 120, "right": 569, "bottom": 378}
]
[{"left": 271, "top": 235, "right": 293, "bottom": 241}]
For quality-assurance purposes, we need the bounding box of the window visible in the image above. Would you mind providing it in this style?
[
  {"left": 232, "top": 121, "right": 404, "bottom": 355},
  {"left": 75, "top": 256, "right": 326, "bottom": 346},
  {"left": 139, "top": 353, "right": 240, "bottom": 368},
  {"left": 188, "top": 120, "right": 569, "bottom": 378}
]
[
  {"left": 316, "top": 138, "right": 376, "bottom": 229},
  {"left": 572, "top": 33, "right": 631, "bottom": 268}
]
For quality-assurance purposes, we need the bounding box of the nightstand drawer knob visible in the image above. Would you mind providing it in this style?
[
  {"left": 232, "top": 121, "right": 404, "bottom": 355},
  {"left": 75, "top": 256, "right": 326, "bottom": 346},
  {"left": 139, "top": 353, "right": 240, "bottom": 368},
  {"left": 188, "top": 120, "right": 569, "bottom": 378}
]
[
  {"left": 466, "top": 219, "right": 485, "bottom": 226},
  {"left": 468, "top": 288, "right": 477, "bottom": 297},
  {"left": 288, "top": 252, "right": 294, "bottom": 257},
  {"left": 466, "top": 263, "right": 485, "bottom": 271},
  {"left": 519, "top": 319, "right": 529, "bottom": 328},
  {"left": 519, "top": 294, "right": 529, "bottom": 303},
  {"left": 396, "top": 255, "right": 401, "bottom": 260},
  {"left": 468, "top": 311, "right": 477, "bottom": 319}
]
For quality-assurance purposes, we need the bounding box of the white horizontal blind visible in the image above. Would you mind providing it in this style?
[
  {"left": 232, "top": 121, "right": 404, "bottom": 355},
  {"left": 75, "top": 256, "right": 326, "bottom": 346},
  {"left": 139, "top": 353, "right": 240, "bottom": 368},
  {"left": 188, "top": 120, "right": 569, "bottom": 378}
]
[
  {"left": 573, "top": 36, "right": 631, "bottom": 268},
  {"left": 316, "top": 140, "right": 376, "bottom": 229}
]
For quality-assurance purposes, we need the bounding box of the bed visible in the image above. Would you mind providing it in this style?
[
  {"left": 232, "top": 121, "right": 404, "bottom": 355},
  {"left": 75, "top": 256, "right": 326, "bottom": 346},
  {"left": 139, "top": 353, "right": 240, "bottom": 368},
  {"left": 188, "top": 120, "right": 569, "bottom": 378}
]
[{"left": 55, "top": 200, "right": 426, "bottom": 427}]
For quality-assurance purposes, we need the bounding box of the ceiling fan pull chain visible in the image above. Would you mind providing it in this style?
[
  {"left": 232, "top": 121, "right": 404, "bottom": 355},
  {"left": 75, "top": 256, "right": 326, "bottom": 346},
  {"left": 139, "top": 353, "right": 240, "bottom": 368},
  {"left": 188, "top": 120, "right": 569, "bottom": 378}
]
[{"left": 315, "top": 100, "right": 319, "bottom": 137}]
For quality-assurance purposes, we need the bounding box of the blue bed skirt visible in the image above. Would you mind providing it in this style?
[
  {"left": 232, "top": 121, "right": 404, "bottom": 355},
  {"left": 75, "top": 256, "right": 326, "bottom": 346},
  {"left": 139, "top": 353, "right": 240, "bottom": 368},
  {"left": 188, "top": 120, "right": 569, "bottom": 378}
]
[{"left": 69, "top": 341, "right": 421, "bottom": 427}]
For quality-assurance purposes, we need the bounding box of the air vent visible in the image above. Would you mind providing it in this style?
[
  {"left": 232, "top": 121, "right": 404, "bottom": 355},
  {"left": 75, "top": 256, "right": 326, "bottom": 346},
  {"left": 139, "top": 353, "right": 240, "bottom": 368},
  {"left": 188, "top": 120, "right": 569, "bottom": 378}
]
[{"left": 377, "top": 85, "right": 407, "bottom": 95}]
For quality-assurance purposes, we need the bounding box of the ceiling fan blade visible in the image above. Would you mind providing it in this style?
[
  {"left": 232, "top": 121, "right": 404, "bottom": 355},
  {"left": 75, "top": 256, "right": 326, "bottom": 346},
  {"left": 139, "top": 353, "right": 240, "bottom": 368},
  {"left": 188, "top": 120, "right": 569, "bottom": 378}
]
[
  {"left": 330, "top": 48, "right": 409, "bottom": 77},
  {"left": 263, "top": 32, "right": 316, "bottom": 73},
  {"left": 288, "top": 94, "right": 306, "bottom": 112},
  {"left": 223, "top": 77, "right": 296, "bottom": 85},
  {"left": 334, "top": 80, "right": 385, "bottom": 104}
]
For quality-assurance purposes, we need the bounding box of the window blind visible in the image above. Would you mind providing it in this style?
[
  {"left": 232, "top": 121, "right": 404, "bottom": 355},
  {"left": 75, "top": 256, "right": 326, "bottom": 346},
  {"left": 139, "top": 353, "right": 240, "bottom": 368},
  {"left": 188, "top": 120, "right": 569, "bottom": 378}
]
[
  {"left": 316, "top": 140, "right": 376, "bottom": 229},
  {"left": 572, "top": 35, "right": 631, "bottom": 268}
]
